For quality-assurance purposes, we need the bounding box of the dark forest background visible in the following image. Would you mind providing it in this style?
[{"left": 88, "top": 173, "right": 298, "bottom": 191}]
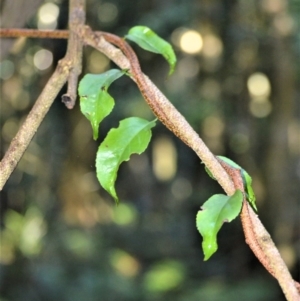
[{"left": 0, "top": 0, "right": 299, "bottom": 300}]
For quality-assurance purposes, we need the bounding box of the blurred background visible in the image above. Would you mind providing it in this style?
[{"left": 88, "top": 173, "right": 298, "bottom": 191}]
[{"left": 0, "top": 0, "right": 299, "bottom": 300}]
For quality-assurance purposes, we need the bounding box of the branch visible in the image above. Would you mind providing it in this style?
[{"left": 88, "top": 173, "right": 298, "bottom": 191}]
[
  {"left": 75, "top": 25, "right": 300, "bottom": 301},
  {"left": 0, "top": 59, "right": 70, "bottom": 189},
  {"left": 0, "top": 27, "right": 232, "bottom": 191},
  {"left": 76, "top": 25, "right": 234, "bottom": 194},
  {"left": 61, "top": 0, "right": 85, "bottom": 109},
  {"left": 0, "top": 28, "right": 69, "bottom": 39},
  {"left": 0, "top": 0, "right": 86, "bottom": 189},
  {"left": 0, "top": 25, "right": 298, "bottom": 300},
  {"left": 219, "top": 160, "right": 300, "bottom": 300}
]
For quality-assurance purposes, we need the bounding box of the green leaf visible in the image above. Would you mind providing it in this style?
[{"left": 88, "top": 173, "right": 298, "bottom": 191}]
[
  {"left": 196, "top": 190, "right": 243, "bottom": 260},
  {"left": 96, "top": 117, "right": 156, "bottom": 203},
  {"left": 217, "top": 156, "right": 242, "bottom": 169},
  {"left": 126, "top": 26, "right": 176, "bottom": 75},
  {"left": 78, "top": 70, "right": 124, "bottom": 140},
  {"left": 217, "top": 156, "right": 257, "bottom": 211},
  {"left": 204, "top": 165, "right": 215, "bottom": 181},
  {"left": 204, "top": 156, "right": 257, "bottom": 211},
  {"left": 241, "top": 170, "right": 257, "bottom": 211}
]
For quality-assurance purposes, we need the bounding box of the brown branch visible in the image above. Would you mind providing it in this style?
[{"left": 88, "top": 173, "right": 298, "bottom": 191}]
[
  {"left": 76, "top": 25, "right": 300, "bottom": 301},
  {"left": 0, "top": 23, "right": 299, "bottom": 301},
  {"left": 75, "top": 25, "right": 234, "bottom": 194},
  {"left": 0, "top": 59, "right": 71, "bottom": 189},
  {"left": 218, "top": 160, "right": 300, "bottom": 300},
  {"left": 61, "top": 0, "right": 85, "bottom": 109},
  {"left": 0, "top": 28, "right": 69, "bottom": 39},
  {"left": 0, "top": 0, "right": 86, "bottom": 189}
]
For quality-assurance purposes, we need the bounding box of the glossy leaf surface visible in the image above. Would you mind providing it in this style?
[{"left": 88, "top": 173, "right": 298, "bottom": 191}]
[
  {"left": 217, "top": 156, "right": 257, "bottom": 211},
  {"left": 126, "top": 26, "right": 176, "bottom": 75},
  {"left": 78, "top": 70, "right": 124, "bottom": 140},
  {"left": 204, "top": 156, "right": 257, "bottom": 211},
  {"left": 196, "top": 190, "right": 243, "bottom": 260},
  {"left": 96, "top": 117, "right": 156, "bottom": 203}
]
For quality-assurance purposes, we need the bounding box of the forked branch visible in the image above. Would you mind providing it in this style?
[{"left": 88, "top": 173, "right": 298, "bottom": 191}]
[
  {"left": 0, "top": 18, "right": 299, "bottom": 301},
  {"left": 0, "top": 0, "right": 86, "bottom": 188}
]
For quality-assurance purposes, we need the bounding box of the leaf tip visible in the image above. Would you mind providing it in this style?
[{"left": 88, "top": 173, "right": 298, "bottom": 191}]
[
  {"left": 203, "top": 242, "right": 217, "bottom": 261},
  {"left": 92, "top": 129, "right": 99, "bottom": 140},
  {"left": 114, "top": 198, "right": 120, "bottom": 205}
]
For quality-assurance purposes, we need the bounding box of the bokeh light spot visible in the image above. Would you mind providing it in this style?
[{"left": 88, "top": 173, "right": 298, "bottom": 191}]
[
  {"left": 2, "top": 118, "right": 19, "bottom": 142},
  {"left": 273, "top": 13, "right": 295, "bottom": 36},
  {"left": 63, "top": 230, "right": 94, "bottom": 258},
  {"left": 33, "top": 49, "right": 53, "bottom": 71},
  {"left": 110, "top": 249, "right": 140, "bottom": 277},
  {"left": 202, "top": 34, "right": 223, "bottom": 58},
  {"left": 179, "top": 30, "right": 203, "bottom": 54},
  {"left": 2, "top": 77, "right": 22, "bottom": 101},
  {"left": 249, "top": 98, "right": 272, "bottom": 118},
  {"left": 153, "top": 136, "right": 177, "bottom": 181},
  {"left": 247, "top": 72, "right": 271, "bottom": 98},
  {"left": 98, "top": 2, "right": 118, "bottom": 23},
  {"left": 143, "top": 261, "right": 185, "bottom": 292},
  {"left": 20, "top": 207, "right": 47, "bottom": 256},
  {"left": 113, "top": 203, "right": 137, "bottom": 226},
  {"left": 177, "top": 57, "right": 200, "bottom": 78},
  {"left": 38, "top": 3, "right": 59, "bottom": 30},
  {"left": 261, "top": 0, "right": 286, "bottom": 14},
  {"left": 88, "top": 50, "right": 110, "bottom": 73}
]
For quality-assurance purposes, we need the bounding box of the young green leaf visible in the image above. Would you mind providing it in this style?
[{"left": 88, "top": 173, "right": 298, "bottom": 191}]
[
  {"left": 204, "top": 165, "right": 215, "bottom": 181},
  {"left": 204, "top": 156, "right": 257, "bottom": 211},
  {"left": 196, "top": 190, "right": 243, "bottom": 260},
  {"left": 78, "top": 70, "right": 124, "bottom": 140},
  {"left": 241, "top": 170, "right": 257, "bottom": 211},
  {"left": 125, "top": 26, "right": 176, "bottom": 75},
  {"left": 217, "top": 156, "right": 257, "bottom": 211},
  {"left": 217, "top": 156, "right": 242, "bottom": 169},
  {"left": 96, "top": 117, "right": 156, "bottom": 204}
]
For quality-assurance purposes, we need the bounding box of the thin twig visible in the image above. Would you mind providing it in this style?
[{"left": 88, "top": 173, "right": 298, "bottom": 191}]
[
  {"left": 61, "top": 0, "right": 85, "bottom": 109},
  {"left": 0, "top": 24, "right": 299, "bottom": 301},
  {"left": 0, "top": 28, "right": 69, "bottom": 39},
  {"left": 0, "top": 0, "right": 86, "bottom": 189},
  {"left": 0, "top": 59, "right": 71, "bottom": 189}
]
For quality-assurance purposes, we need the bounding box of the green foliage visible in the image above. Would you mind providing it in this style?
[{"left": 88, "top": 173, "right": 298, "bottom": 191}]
[
  {"left": 77, "top": 26, "right": 253, "bottom": 264},
  {"left": 126, "top": 26, "right": 176, "bottom": 75},
  {"left": 78, "top": 26, "right": 178, "bottom": 203},
  {"left": 78, "top": 70, "right": 124, "bottom": 140},
  {"left": 241, "top": 170, "right": 256, "bottom": 210},
  {"left": 205, "top": 156, "right": 257, "bottom": 211},
  {"left": 217, "top": 156, "right": 257, "bottom": 211},
  {"left": 196, "top": 190, "right": 243, "bottom": 260},
  {"left": 143, "top": 260, "right": 185, "bottom": 292},
  {"left": 3, "top": 1, "right": 296, "bottom": 299},
  {"left": 200, "top": 155, "right": 257, "bottom": 259},
  {"left": 96, "top": 117, "right": 156, "bottom": 203}
]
